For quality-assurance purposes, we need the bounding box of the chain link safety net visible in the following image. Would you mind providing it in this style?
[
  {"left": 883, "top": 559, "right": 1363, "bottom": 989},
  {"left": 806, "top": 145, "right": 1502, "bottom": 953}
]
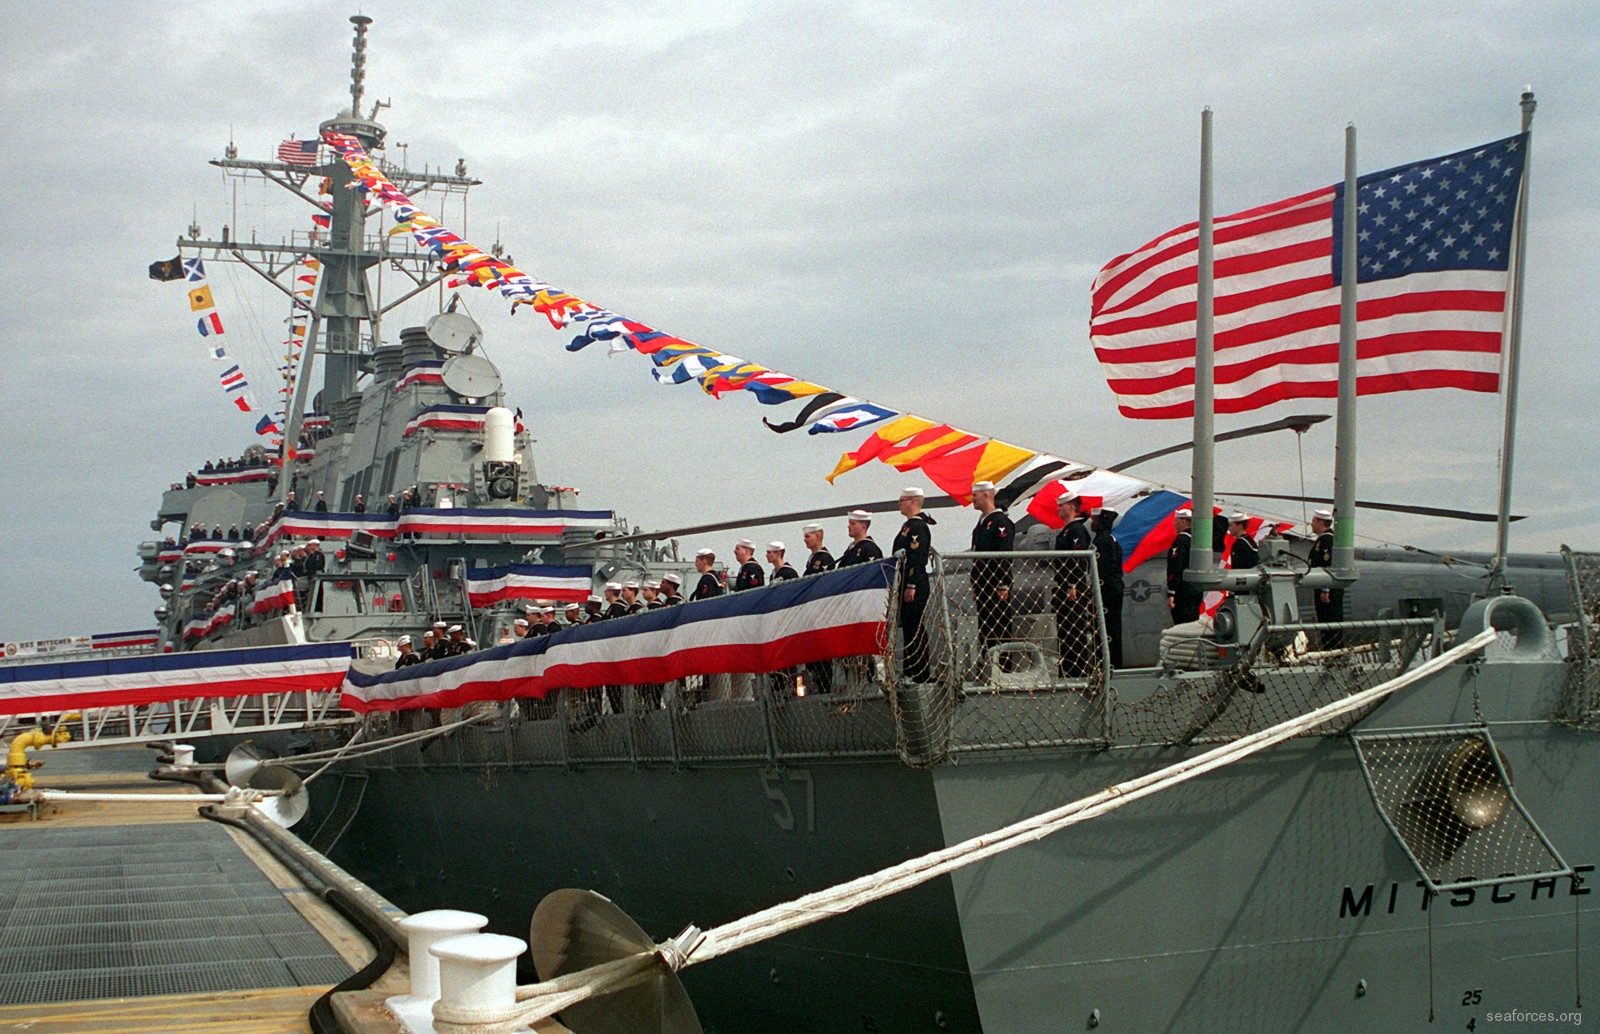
[
  {"left": 1351, "top": 726, "right": 1573, "bottom": 891},
  {"left": 883, "top": 551, "right": 1111, "bottom": 767},
  {"left": 1558, "top": 546, "right": 1600, "bottom": 729},
  {"left": 1118, "top": 617, "right": 1439, "bottom": 747}
]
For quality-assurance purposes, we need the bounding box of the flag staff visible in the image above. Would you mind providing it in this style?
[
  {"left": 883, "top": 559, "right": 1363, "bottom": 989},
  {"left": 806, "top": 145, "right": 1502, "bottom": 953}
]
[
  {"left": 1491, "top": 88, "right": 1537, "bottom": 592},
  {"left": 1332, "top": 123, "right": 1359, "bottom": 580},
  {"left": 1187, "top": 106, "right": 1217, "bottom": 579}
]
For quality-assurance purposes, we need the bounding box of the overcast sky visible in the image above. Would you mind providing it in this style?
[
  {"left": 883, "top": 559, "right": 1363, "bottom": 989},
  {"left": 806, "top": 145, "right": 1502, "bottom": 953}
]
[{"left": 2, "top": 1, "right": 1596, "bottom": 640}]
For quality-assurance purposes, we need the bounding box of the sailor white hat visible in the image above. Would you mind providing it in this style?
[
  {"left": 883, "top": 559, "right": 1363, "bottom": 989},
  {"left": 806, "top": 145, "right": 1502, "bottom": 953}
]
[
  {"left": 1174, "top": 508, "right": 1193, "bottom": 518},
  {"left": 1229, "top": 512, "right": 1250, "bottom": 523},
  {"left": 900, "top": 486, "right": 925, "bottom": 499},
  {"left": 695, "top": 547, "right": 716, "bottom": 558},
  {"left": 307, "top": 538, "right": 322, "bottom": 546},
  {"left": 662, "top": 572, "right": 682, "bottom": 585},
  {"left": 604, "top": 580, "right": 622, "bottom": 591},
  {"left": 540, "top": 606, "right": 555, "bottom": 615},
  {"left": 448, "top": 624, "right": 463, "bottom": 633},
  {"left": 587, "top": 593, "right": 602, "bottom": 603},
  {"left": 802, "top": 523, "right": 823, "bottom": 534},
  {"left": 766, "top": 541, "right": 785, "bottom": 552},
  {"left": 1056, "top": 489, "right": 1080, "bottom": 504},
  {"left": 433, "top": 620, "right": 448, "bottom": 628},
  {"left": 565, "top": 601, "right": 582, "bottom": 609},
  {"left": 398, "top": 635, "right": 412, "bottom": 645},
  {"left": 622, "top": 580, "right": 640, "bottom": 590},
  {"left": 736, "top": 538, "right": 756, "bottom": 549},
  {"left": 971, "top": 480, "right": 996, "bottom": 493},
  {"left": 1313, "top": 508, "right": 1334, "bottom": 520},
  {"left": 513, "top": 618, "right": 529, "bottom": 628},
  {"left": 847, "top": 509, "right": 872, "bottom": 522}
]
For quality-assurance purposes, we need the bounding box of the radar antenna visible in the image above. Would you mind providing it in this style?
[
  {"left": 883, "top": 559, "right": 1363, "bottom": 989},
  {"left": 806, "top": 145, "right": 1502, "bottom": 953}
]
[{"left": 349, "top": 15, "right": 372, "bottom": 117}]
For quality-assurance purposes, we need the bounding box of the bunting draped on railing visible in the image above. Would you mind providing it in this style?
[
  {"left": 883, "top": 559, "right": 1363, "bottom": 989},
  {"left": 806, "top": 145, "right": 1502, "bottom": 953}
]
[
  {"left": 319, "top": 130, "right": 1295, "bottom": 556},
  {"left": 252, "top": 508, "right": 614, "bottom": 547}
]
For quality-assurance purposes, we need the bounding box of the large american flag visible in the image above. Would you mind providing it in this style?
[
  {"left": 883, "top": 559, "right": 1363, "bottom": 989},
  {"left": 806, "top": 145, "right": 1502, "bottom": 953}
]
[
  {"left": 1090, "top": 133, "right": 1527, "bottom": 419},
  {"left": 277, "top": 137, "right": 319, "bottom": 167}
]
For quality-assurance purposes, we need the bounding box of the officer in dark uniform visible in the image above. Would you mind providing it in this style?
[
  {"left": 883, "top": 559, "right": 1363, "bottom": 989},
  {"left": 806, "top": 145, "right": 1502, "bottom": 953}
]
[
  {"left": 838, "top": 510, "right": 883, "bottom": 567},
  {"left": 352, "top": 494, "right": 366, "bottom": 514},
  {"left": 303, "top": 540, "right": 326, "bottom": 577},
  {"left": 690, "top": 549, "right": 724, "bottom": 600},
  {"left": 893, "top": 487, "right": 934, "bottom": 683},
  {"left": 732, "top": 540, "right": 765, "bottom": 591},
  {"left": 969, "top": 480, "right": 1017, "bottom": 673},
  {"left": 1091, "top": 507, "right": 1125, "bottom": 669},
  {"left": 385, "top": 494, "right": 401, "bottom": 515},
  {"left": 1307, "top": 508, "right": 1342, "bottom": 647},
  {"left": 1166, "top": 509, "right": 1203, "bottom": 624},
  {"left": 1052, "top": 491, "right": 1096, "bottom": 677},
  {"left": 802, "top": 524, "right": 835, "bottom": 575},
  {"left": 766, "top": 543, "right": 799, "bottom": 582},
  {"left": 314, "top": 491, "right": 329, "bottom": 512},
  {"left": 1227, "top": 513, "right": 1259, "bottom": 570}
]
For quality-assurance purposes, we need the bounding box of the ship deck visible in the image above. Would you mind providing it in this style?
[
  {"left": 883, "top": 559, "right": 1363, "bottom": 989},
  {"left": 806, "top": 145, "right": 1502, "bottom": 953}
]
[{"left": 0, "top": 747, "right": 369, "bottom": 1033}]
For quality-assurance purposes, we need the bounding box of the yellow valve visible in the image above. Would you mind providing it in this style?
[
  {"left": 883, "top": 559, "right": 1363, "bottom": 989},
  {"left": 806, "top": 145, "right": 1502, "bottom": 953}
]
[{"left": 4, "top": 716, "right": 77, "bottom": 792}]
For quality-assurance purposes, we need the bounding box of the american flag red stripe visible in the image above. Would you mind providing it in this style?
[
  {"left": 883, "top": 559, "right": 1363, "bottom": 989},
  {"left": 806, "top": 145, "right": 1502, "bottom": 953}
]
[{"left": 1090, "top": 136, "right": 1525, "bottom": 419}]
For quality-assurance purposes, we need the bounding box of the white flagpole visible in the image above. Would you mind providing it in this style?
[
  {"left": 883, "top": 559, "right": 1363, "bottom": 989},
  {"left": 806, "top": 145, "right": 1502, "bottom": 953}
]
[
  {"left": 1492, "top": 89, "right": 1537, "bottom": 592},
  {"left": 1332, "top": 124, "right": 1359, "bottom": 579},
  {"left": 1188, "top": 107, "right": 1216, "bottom": 578}
]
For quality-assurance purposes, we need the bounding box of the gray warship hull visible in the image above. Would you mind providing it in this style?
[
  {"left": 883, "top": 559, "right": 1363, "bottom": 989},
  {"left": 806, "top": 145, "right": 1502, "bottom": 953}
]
[{"left": 289, "top": 623, "right": 1597, "bottom": 1033}]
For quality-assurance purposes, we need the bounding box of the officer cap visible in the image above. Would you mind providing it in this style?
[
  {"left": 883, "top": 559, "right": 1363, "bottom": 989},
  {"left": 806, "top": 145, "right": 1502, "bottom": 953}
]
[
  {"left": 766, "top": 541, "right": 785, "bottom": 553},
  {"left": 1313, "top": 508, "right": 1334, "bottom": 520},
  {"left": 1174, "top": 508, "right": 1193, "bottom": 518},
  {"left": 971, "top": 480, "right": 995, "bottom": 493},
  {"left": 900, "top": 486, "right": 925, "bottom": 499},
  {"left": 847, "top": 510, "right": 872, "bottom": 522},
  {"left": 695, "top": 547, "right": 716, "bottom": 559},
  {"left": 662, "top": 572, "right": 683, "bottom": 586},
  {"left": 736, "top": 538, "right": 756, "bottom": 549},
  {"left": 802, "top": 523, "right": 823, "bottom": 534}
]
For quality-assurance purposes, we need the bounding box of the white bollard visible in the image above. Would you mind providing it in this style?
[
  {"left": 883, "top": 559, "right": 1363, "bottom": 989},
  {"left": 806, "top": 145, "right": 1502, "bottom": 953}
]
[
  {"left": 386, "top": 910, "right": 488, "bottom": 1033},
  {"left": 171, "top": 743, "right": 196, "bottom": 768},
  {"left": 432, "top": 932, "right": 527, "bottom": 1028}
]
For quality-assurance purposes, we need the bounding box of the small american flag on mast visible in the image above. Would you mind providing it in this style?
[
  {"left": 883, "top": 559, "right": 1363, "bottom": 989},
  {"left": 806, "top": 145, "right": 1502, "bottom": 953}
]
[
  {"left": 277, "top": 137, "right": 319, "bottom": 167},
  {"left": 1090, "top": 133, "right": 1528, "bottom": 419}
]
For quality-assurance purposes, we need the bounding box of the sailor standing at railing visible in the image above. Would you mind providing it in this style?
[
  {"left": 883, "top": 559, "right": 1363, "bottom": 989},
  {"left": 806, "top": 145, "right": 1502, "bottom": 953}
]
[
  {"left": 767, "top": 543, "right": 798, "bottom": 582},
  {"left": 394, "top": 635, "right": 422, "bottom": 668},
  {"left": 660, "top": 572, "right": 685, "bottom": 605},
  {"left": 894, "top": 487, "right": 935, "bottom": 683},
  {"left": 838, "top": 510, "right": 883, "bottom": 567},
  {"left": 690, "top": 549, "right": 724, "bottom": 600},
  {"left": 1307, "top": 508, "right": 1343, "bottom": 647},
  {"left": 1227, "top": 513, "right": 1259, "bottom": 570},
  {"left": 733, "top": 540, "right": 765, "bottom": 590},
  {"left": 1166, "top": 509, "right": 1202, "bottom": 624},
  {"left": 970, "top": 480, "right": 1017, "bottom": 674},
  {"left": 1052, "top": 491, "right": 1096, "bottom": 678},
  {"left": 1092, "top": 507, "right": 1125, "bottom": 669}
]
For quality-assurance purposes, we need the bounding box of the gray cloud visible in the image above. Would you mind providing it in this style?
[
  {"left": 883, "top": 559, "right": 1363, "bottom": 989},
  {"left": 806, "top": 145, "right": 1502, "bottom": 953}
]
[{"left": 2, "top": 0, "right": 1596, "bottom": 639}]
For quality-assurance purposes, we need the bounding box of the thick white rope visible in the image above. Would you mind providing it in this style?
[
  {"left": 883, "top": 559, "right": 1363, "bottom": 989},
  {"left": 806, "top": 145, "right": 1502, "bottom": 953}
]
[{"left": 438, "top": 629, "right": 1495, "bottom": 1034}]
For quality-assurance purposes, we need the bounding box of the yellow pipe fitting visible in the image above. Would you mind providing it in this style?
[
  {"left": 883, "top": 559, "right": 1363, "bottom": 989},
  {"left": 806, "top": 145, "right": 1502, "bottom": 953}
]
[{"left": 5, "top": 720, "right": 75, "bottom": 792}]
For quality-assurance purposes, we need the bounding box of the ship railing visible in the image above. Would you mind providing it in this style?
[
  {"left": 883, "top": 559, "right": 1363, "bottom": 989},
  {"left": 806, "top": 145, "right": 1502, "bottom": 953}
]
[
  {"left": 881, "top": 549, "right": 1113, "bottom": 766},
  {"left": 0, "top": 688, "right": 356, "bottom": 748},
  {"left": 1557, "top": 546, "right": 1600, "bottom": 729},
  {"left": 1114, "top": 615, "right": 1441, "bottom": 748}
]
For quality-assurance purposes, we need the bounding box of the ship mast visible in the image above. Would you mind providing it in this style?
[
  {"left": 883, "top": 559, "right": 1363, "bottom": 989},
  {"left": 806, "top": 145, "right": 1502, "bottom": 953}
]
[{"left": 173, "top": 14, "right": 480, "bottom": 498}]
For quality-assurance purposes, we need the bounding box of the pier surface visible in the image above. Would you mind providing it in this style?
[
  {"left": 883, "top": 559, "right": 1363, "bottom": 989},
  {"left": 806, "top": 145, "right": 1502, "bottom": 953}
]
[{"left": 0, "top": 747, "right": 370, "bottom": 1033}]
